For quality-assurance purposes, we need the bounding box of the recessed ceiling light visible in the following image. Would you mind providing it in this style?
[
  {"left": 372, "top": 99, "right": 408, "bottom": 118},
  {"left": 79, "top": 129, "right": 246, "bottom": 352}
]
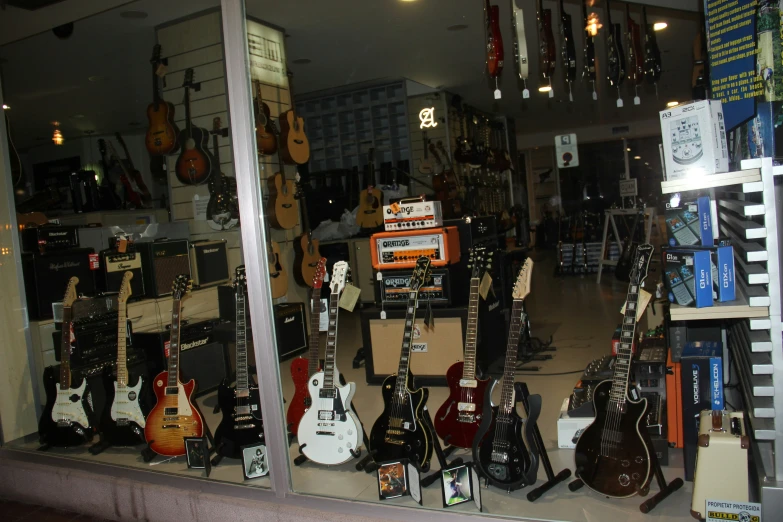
[
  {"left": 2, "top": 104, "right": 9, "bottom": 110},
  {"left": 626, "top": 147, "right": 631, "bottom": 152},
  {"left": 666, "top": 101, "right": 679, "bottom": 107},
  {"left": 292, "top": 58, "right": 311, "bottom": 65},
  {"left": 634, "top": 156, "right": 641, "bottom": 160},
  {"left": 538, "top": 86, "right": 552, "bottom": 92},
  {"left": 120, "top": 11, "right": 148, "bottom": 19},
  {"left": 447, "top": 24, "right": 468, "bottom": 31},
  {"left": 653, "top": 22, "right": 668, "bottom": 31}
]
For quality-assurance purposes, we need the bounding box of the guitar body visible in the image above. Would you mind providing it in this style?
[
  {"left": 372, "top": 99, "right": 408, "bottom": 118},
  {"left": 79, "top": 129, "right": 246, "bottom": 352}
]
[
  {"left": 486, "top": 4, "right": 504, "bottom": 77},
  {"left": 355, "top": 187, "right": 383, "bottom": 228},
  {"left": 298, "top": 371, "right": 362, "bottom": 465},
  {"left": 268, "top": 240, "right": 288, "bottom": 299},
  {"left": 369, "top": 374, "right": 433, "bottom": 470},
  {"left": 144, "top": 371, "right": 204, "bottom": 456},
  {"left": 267, "top": 173, "right": 299, "bottom": 230},
  {"left": 100, "top": 370, "right": 146, "bottom": 446},
  {"left": 433, "top": 362, "right": 490, "bottom": 449},
  {"left": 627, "top": 17, "right": 644, "bottom": 85},
  {"left": 287, "top": 356, "right": 312, "bottom": 436},
  {"left": 574, "top": 380, "right": 651, "bottom": 498},
  {"left": 561, "top": 12, "right": 577, "bottom": 83},
  {"left": 175, "top": 126, "right": 212, "bottom": 185},
  {"left": 539, "top": 10, "right": 557, "bottom": 78},
  {"left": 644, "top": 29, "right": 662, "bottom": 84},
  {"left": 214, "top": 382, "right": 264, "bottom": 458},
  {"left": 145, "top": 101, "right": 179, "bottom": 155},
  {"left": 255, "top": 101, "right": 278, "bottom": 155},
  {"left": 607, "top": 24, "right": 626, "bottom": 87},
  {"left": 38, "top": 366, "right": 93, "bottom": 447},
  {"left": 279, "top": 110, "right": 310, "bottom": 165},
  {"left": 293, "top": 233, "right": 321, "bottom": 288}
]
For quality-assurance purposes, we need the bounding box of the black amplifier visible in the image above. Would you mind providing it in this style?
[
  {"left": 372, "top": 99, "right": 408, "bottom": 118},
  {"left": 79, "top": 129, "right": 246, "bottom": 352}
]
[
  {"left": 22, "top": 247, "right": 97, "bottom": 320},
  {"left": 374, "top": 268, "right": 451, "bottom": 307},
  {"left": 98, "top": 251, "right": 145, "bottom": 299},
  {"left": 137, "top": 239, "right": 190, "bottom": 297},
  {"left": 21, "top": 226, "right": 80, "bottom": 253},
  {"left": 190, "top": 240, "right": 230, "bottom": 287},
  {"left": 53, "top": 312, "right": 144, "bottom": 369},
  {"left": 444, "top": 215, "right": 498, "bottom": 252},
  {"left": 274, "top": 303, "right": 307, "bottom": 360}
]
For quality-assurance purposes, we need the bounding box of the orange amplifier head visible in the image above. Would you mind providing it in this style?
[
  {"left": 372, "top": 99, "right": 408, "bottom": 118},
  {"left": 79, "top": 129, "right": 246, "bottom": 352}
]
[{"left": 370, "top": 227, "right": 461, "bottom": 270}]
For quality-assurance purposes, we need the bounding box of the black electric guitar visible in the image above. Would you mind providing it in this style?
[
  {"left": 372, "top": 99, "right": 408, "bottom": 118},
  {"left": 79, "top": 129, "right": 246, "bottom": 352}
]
[
  {"left": 642, "top": 6, "right": 662, "bottom": 86},
  {"left": 473, "top": 258, "right": 541, "bottom": 491},
  {"left": 558, "top": 0, "right": 577, "bottom": 98},
  {"left": 214, "top": 266, "right": 265, "bottom": 458},
  {"left": 369, "top": 257, "right": 434, "bottom": 470},
  {"left": 39, "top": 277, "right": 94, "bottom": 446},
  {"left": 574, "top": 244, "right": 654, "bottom": 498},
  {"left": 605, "top": 0, "right": 625, "bottom": 91},
  {"left": 582, "top": 0, "right": 596, "bottom": 90}
]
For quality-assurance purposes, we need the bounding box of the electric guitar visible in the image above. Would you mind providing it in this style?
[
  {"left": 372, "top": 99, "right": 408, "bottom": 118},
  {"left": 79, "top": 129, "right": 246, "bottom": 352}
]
[
  {"left": 473, "top": 258, "right": 541, "bottom": 491},
  {"left": 355, "top": 148, "right": 383, "bottom": 229},
  {"left": 214, "top": 266, "right": 265, "bottom": 458},
  {"left": 484, "top": 0, "right": 504, "bottom": 88},
  {"left": 642, "top": 6, "right": 662, "bottom": 86},
  {"left": 293, "top": 175, "right": 322, "bottom": 288},
  {"left": 626, "top": 4, "right": 644, "bottom": 87},
  {"left": 279, "top": 71, "right": 310, "bottom": 165},
  {"left": 144, "top": 275, "right": 205, "bottom": 456},
  {"left": 605, "top": 0, "right": 626, "bottom": 91},
  {"left": 106, "top": 141, "right": 147, "bottom": 209},
  {"left": 175, "top": 68, "right": 213, "bottom": 186},
  {"left": 582, "top": 0, "right": 597, "bottom": 92},
  {"left": 39, "top": 277, "right": 94, "bottom": 446},
  {"left": 267, "top": 240, "right": 289, "bottom": 299},
  {"left": 574, "top": 244, "right": 654, "bottom": 497},
  {"left": 145, "top": 44, "right": 179, "bottom": 156},
  {"left": 99, "top": 272, "right": 147, "bottom": 446},
  {"left": 369, "top": 257, "right": 434, "bottom": 469},
  {"left": 537, "top": 0, "right": 557, "bottom": 82},
  {"left": 298, "top": 261, "right": 363, "bottom": 465},
  {"left": 511, "top": 0, "right": 530, "bottom": 94},
  {"left": 559, "top": 0, "right": 577, "bottom": 98},
  {"left": 253, "top": 79, "right": 278, "bottom": 156},
  {"left": 434, "top": 247, "right": 493, "bottom": 448},
  {"left": 207, "top": 117, "right": 238, "bottom": 230},
  {"left": 267, "top": 122, "right": 300, "bottom": 230},
  {"left": 287, "top": 258, "right": 327, "bottom": 435}
]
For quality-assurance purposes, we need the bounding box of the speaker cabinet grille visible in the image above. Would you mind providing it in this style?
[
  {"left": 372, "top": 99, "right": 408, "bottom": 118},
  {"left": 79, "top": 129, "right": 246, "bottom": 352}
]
[{"left": 153, "top": 255, "right": 190, "bottom": 296}]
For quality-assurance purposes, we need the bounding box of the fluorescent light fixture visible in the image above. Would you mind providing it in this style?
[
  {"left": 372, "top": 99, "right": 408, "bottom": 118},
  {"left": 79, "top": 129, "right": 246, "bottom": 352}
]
[
  {"left": 538, "top": 85, "right": 552, "bottom": 92},
  {"left": 634, "top": 156, "right": 641, "bottom": 160},
  {"left": 666, "top": 101, "right": 679, "bottom": 107},
  {"left": 653, "top": 22, "right": 668, "bottom": 31}
]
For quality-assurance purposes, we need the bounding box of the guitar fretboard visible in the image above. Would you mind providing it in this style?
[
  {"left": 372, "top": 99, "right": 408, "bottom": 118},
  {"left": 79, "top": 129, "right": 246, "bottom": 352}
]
[
  {"left": 307, "top": 285, "right": 323, "bottom": 378},
  {"left": 235, "top": 289, "right": 249, "bottom": 391},
  {"left": 60, "top": 307, "right": 72, "bottom": 389},
  {"left": 499, "top": 299, "right": 525, "bottom": 417},
  {"left": 322, "top": 292, "right": 341, "bottom": 391},
  {"left": 167, "top": 299, "right": 183, "bottom": 388},
  {"left": 611, "top": 283, "right": 639, "bottom": 405},
  {"left": 461, "top": 278, "right": 480, "bottom": 381},
  {"left": 394, "top": 291, "right": 420, "bottom": 395},
  {"left": 116, "top": 301, "right": 128, "bottom": 387}
]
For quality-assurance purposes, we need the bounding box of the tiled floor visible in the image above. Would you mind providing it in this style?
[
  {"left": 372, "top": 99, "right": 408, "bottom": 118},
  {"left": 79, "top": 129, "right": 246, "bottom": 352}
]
[{"left": 0, "top": 499, "right": 107, "bottom": 521}]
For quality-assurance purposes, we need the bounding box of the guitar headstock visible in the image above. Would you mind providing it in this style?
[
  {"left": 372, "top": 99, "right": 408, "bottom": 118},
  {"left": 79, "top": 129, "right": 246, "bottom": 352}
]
[
  {"left": 512, "top": 258, "right": 534, "bottom": 301},
  {"left": 213, "top": 117, "right": 222, "bottom": 133},
  {"left": 150, "top": 44, "right": 161, "bottom": 64},
  {"left": 171, "top": 274, "right": 193, "bottom": 301},
  {"left": 62, "top": 277, "right": 79, "bottom": 308},
  {"left": 183, "top": 68, "right": 195, "bottom": 87},
  {"left": 631, "top": 244, "right": 654, "bottom": 287},
  {"left": 409, "top": 256, "right": 433, "bottom": 292},
  {"left": 329, "top": 261, "right": 350, "bottom": 295},
  {"left": 118, "top": 272, "right": 133, "bottom": 303},
  {"left": 233, "top": 265, "right": 247, "bottom": 294},
  {"left": 312, "top": 258, "right": 327, "bottom": 289},
  {"left": 468, "top": 247, "right": 493, "bottom": 279}
]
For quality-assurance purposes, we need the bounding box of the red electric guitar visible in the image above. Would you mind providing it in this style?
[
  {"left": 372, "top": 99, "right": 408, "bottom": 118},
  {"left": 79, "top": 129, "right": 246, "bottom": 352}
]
[
  {"left": 286, "top": 257, "right": 327, "bottom": 436},
  {"left": 434, "top": 247, "right": 493, "bottom": 448},
  {"left": 485, "top": 0, "right": 504, "bottom": 82}
]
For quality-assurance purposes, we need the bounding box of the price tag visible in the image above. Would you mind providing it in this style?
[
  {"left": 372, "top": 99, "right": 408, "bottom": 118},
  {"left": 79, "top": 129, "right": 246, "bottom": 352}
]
[
  {"left": 494, "top": 89, "right": 502, "bottom": 100},
  {"left": 569, "top": 91, "right": 574, "bottom": 102},
  {"left": 338, "top": 283, "right": 361, "bottom": 312},
  {"left": 376, "top": 272, "right": 382, "bottom": 281},
  {"left": 592, "top": 91, "right": 598, "bottom": 101},
  {"left": 548, "top": 89, "right": 554, "bottom": 99},
  {"left": 193, "top": 194, "right": 210, "bottom": 221},
  {"left": 522, "top": 88, "right": 530, "bottom": 99},
  {"left": 380, "top": 310, "right": 387, "bottom": 320},
  {"left": 318, "top": 298, "right": 328, "bottom": 332},
  {"left": 616, "top": 98, "right": 624, "bottom": 108},
  {"left": 620, "top": 288, "right": 653, "bottom": 322},
  {"left": 479, "top": 272, "right": 492, "bottom": 300},
  {"left": 634, "top": 96, "right": 641, "bottom": 106},
  {"left": 88, "top": 253, "right": 100, "bottom": 270},
  {"left": 389, "top": 202, "right": 401, "bottom": 214},
  {"left": 118, "top": 239, "right": 128, "bottom": 253},
  {"left": 155, "top": 63, "right": 168, "bottom": 77}
]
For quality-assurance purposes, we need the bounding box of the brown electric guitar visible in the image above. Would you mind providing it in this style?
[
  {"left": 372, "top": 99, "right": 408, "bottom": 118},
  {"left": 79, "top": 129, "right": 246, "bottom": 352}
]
[
  {"left": 254, "top": 79, "right": 278, "bottom": 155},
  {"left": 267, "top": 240, "right": 288, "bottom": 299},
  {"left": 267, "top": 122, "right": 299, "bottom": 229},
  {"left": 355, "top": 148, "right": 383, "bottom": 229},
  {"left": 279, "top": 71, "right": 310, "bottom": 165},
  {"left": 145, "top": 45, "right": 179, "bottom": 156},
  {"left": 293, "top": 174, "right": 321, "bottom": 288},
  {"left": 144, "top": 275, "right": 204, "bottom": 456}
]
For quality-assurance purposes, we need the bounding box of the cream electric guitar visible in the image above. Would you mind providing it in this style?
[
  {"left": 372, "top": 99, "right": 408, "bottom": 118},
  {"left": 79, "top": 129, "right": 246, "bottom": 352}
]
[
  {"left": 297, "top": 261, "right": 363, "bottom": 465},
  {"left": 512, "top": 0, "right": 531, "bottom": 98}
]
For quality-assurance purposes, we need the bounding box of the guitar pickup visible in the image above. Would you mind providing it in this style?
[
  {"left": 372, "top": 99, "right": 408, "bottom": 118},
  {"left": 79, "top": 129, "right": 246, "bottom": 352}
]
[
  {"left": 316, "top": 431, "right": 335, "bottom": 436},
  {"left": 491, "top": 451, "right": 509, "bottom": 463},
  {"left": 459, "top": 379, "right": 478, "bottom": 388},
  {"left": 165, "top": 387, "right": 179, "bottom": 396},
  {"left": 457, "top": 402, "right": 476, "bottom": 412},
  {"left": 236, "top": 389, "right": 250, "bottom": 398},
  {"left": 164, "top": 407, "right": 178, "bottom": 415},
  {"left": 318, "top": 411, "right": 335, "bottom": 421},
  {"left": 235, "top": 406, "right": 251, "bottom": 415},
  {"left": 162, "top": 424, "right": 181, "bottom": 429}
]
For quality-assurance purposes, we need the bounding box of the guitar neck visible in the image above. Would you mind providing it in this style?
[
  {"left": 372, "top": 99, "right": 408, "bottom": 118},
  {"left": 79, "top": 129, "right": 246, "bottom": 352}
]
[
  {"left": 167, "top": 299, "right": 183, "bottom": 387},
  {"left": 461, "top": 278, "right": 480, "bottom": 381},
  {"left": 117, "top": 301, "right": 128, "bottom": 386},
  {"left": 152, "top": 66, "right": 161, "bottom": 105},
  {"left": 60, "top": 307, "right": 73, "bottom": 389},
  {"left": 184, "top": 87, "right": 193, "bottom": 136},
  {"left": 611, "top": 282, "right": 640, "bottom": 403},
  {"left": 394, "top": 291, "right": 420, "bottom": 392},
  {"left": 499, "top": 299, "right": 525, "bottom": 416},
  {"left": 212, "top": 133, "right": 221, "bottom": 165},
  {"left": 322, "top": 292, "right": 341, "bottom": 390},
  {"left": 236, "top": 289, "right": 250, "bottom": 391},
  {"left": 307, "top": 285, "right": 322, "bottom": 377}
]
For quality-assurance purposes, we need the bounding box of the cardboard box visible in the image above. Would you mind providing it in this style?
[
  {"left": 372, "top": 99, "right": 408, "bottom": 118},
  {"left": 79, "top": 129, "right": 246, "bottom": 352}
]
[
  {"left": 662, "top": 248, "right": 713, "bottom": 308},
  {"left": 557, "top": 398, "right": 594, "bottom": 449},
  {"left": 707, "top": 245, "right": 735, "bottom": 302},
  {"left": 660, "top": 100, "right": 729, "bottom": 180},
  {"left": 663, "top": 196, "right": 713, "bottom": 247}
]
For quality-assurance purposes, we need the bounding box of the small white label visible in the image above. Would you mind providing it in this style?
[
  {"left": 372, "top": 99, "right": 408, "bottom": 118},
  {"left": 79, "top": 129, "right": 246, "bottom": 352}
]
[
  {"left": 411, "top": 342, "right": 427, "bottom": 352},
  {"left": 634, "top": 96, "right": 641, "bottom": 106},
  {"left": 522, "top": 88, "right": 530, "bottom": 99},
  {"left": 592, "top": 91, "right": 598, "bottom": 101},
  {"left": 494, "top": 89, "right": 502, "bottom": 99},
  {"left": 617, "top": 98, "right": 624, "bottom": 108},
  {"left": 376, "top": 272, "right": 382, "bottom": 281},
  {"left": 192, "top": 194, "right": 210, "bottom": 221},
  {"left": 569, "top": 92, "right": 574, "bottom": 102},
  {"left": 380, "top": 310, "right": 387, "bottom": 320},
  {"left": 548, "top": 89, "right": 554, "bottom": 99}
]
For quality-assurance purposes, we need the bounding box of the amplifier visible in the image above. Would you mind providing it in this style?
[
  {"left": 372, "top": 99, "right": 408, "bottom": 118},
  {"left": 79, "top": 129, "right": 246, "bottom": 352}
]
[
  {"left": 137, "top": 239, "right": 190, "bottom": 297},
  {"left": 370, "top": 227, "right": 461, "bottom": 270},
  {"left": 274, "top": 303, "right": 307, "bottom": 360},
  {"left": 383, "top": 200, "right": 443, "bottom": 231},
  {"left": 374, "top": 268, "right": 451, "bottom": 307},
  {"left": 53, "top": 312, "right": 145, "bottom": 369},
  {"left": 444, "top": 215, "right": 498, "bottom": 251},
  {"left": 21, "top": 226, "right": 80, "bottom": 253},
  {"left": 98, "top": 251, "right": 145, "bottom": 299},
  {"left": 190, "top": 240, "right": 230, "bottom": 287},
  {"left": 22, "top": 247, "right": 97, "bottom": 320}
]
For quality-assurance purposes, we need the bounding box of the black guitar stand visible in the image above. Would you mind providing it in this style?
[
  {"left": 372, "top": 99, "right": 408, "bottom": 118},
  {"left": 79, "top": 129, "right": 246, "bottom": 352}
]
[
  {"left": 568, "top": 430, "right": 683, "bottom": 513},
  {"left": 513, "top": 383, "right": 572, "bottom": 502},
  {"left": 419, "top": 407, "right": 464, "bottom": 488},
  {"left": 516, "top": 307, "right": 555, "bottom": 372}
]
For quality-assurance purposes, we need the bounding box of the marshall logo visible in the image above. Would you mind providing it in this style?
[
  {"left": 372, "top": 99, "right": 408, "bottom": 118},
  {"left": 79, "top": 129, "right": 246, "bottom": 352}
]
[
  {"left": 284, "top": 316, "right": 295, "bottom": 323},
  {"left": 202, "top": 248, "right": 220, "bottom": 254},
  {"left": 382, "top": 240, "right": 409, "bottom": 248},
  {"left": 180, "top": 338, "right": 209, "bottom": 351},
  {"left": 50, "top": 261, "right": 80, "bottom": 271}
]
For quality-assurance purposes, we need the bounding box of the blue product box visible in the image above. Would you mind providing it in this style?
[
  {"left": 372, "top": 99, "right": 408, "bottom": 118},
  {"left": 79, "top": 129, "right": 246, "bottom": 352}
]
[
  {"left": 662, "top": 248, "right": 714, "bottom": 308},
  {"left": 664, "top": 196, "right": 714, "bottom": 247},
  {"left": 710, "top": 245, "right": 735, "bottom": 302}
]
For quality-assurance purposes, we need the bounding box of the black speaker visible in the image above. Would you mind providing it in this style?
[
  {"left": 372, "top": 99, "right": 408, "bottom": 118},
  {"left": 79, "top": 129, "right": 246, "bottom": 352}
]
[
  {"left": 22, "top": 247, "right": 97, "bottom": 320},
  {"left": 137, "top": 239, "right": 190, "bottom": 297},
  {"left": 98, "top": 251, "right": 145, "bottom": 299},
  {"left": 189, "top": 240, "right": 230, "bottom": 287},
  {"left": 274, "top": 303, "right": 307, "bottom": 360}
]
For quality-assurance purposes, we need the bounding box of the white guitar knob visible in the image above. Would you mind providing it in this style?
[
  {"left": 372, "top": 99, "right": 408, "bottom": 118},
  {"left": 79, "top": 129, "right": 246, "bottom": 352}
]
[
  {"left": 347, "top": 429, "right": 353, "bottom": 435},
  {"left": 347, "top": 442, "right": 352, "bottom": 448},
  {"left": 338, "top": 447, "right": 343, "bottom": 453},
  {"left": 338, "top": 434, "right": 344, "bottom": 440}
]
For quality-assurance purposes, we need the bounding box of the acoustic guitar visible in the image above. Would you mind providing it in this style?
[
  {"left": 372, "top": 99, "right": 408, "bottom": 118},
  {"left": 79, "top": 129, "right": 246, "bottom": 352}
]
[
  {"left": 145, "top": 45, "right": 179, "bottom": 156},
  {"left": 293, "top": 175, "right": 322, "bottom": 288},
  {"left": 267, "top": 240, "right": 288, "bottom": 299},
  {"left": 279, "top": 71, "right": 310, "bottom": 165},
  {"left": 253, "top": 79, "right": 278, "bottom": 156},
  {"left": 267, "top": 122, "right": 299, "bottom": 230},
  {"left": 175, "top": 68, "right": 213, "bottom": 186},
  {"left": 642, "top": 6, "right": 662, "bottom": 86},
  {"left": 355, "top": 148, "right": 383, "bottom": 229}
]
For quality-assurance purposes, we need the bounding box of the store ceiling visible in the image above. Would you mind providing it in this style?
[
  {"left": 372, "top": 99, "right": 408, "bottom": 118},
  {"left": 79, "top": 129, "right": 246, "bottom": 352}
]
[{"left": 0, "top": 0, "right": 699, "bottom": 151}]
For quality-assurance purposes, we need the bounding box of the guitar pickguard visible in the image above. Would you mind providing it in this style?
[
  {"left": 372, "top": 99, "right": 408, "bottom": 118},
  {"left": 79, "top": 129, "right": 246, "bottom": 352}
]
[
  {"left": 110, "top": 379, "right": 146, "bottom": 428},
  {"left": 52, "top": 381, "right": 91, "bottom": 429}
]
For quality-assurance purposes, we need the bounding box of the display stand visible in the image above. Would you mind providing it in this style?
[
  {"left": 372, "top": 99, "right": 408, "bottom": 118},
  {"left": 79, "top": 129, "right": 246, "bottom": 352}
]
[{"left": 595, "top": 208, "right": 655, "bottom": 284}]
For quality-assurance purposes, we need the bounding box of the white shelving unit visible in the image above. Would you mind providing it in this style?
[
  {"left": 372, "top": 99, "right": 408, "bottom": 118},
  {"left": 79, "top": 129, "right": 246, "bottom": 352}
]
[{"left": 665, "top": 158, "right": 783, "bottom": 510}]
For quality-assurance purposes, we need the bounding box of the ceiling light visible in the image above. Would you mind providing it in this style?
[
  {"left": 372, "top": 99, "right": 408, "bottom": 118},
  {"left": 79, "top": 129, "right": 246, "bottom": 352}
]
[
  {"left": 626, "top": 147, "right": 631, "bottom": 152},
  {"left": 666, "top": 101, "right": 679, "bottom": 107},
  {"left": 52, "top": 122, "right": 63, "bottom": 146},
  {"left": 645, "top": 162, "right": 650, "bottom": 166},
  {"left": 120, "top": 11, "right": 148, "bottom": 19},
  {"left": 447, "top": 24, "right": 468, "bottom": 31},
  {"left": 293, "top": 58, "right": 311, "bottom": 65},
  {"left": 538, "top": 86, "right": 552, "bottom": 93},
  {"left": 653, "top": 22, "right": 668, "bottom": 31},
  {"left": 634, "top": 156, "right": 641, "bottom": 160},
  {"left": 2, "top": 104, "right": 9, "bottom": 110},
  {"left": 586, "top": 13, "right": 602, "bottom": 37}
]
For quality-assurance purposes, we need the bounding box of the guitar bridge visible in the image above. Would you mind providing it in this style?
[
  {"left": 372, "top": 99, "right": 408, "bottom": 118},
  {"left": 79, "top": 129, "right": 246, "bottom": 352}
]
[{"left": 491, "top": 451, "right": 509, "bottom": 463}]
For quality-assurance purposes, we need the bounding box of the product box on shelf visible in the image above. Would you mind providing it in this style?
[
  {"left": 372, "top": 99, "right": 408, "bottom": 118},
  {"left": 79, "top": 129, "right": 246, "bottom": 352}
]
[
  {"left": 706, "top": 245, "right": 735, "bottom": 302},
  {"left": 659, "top": 99, "right": 728, "bottom": 181},
  {"left": 557, "top": 398, "right": 594, "bottom": 449},
  {"left": 664, "top": 196, "right": 713, "bottom": 247},
  {"left": 662, "top": 248, "right": 713, "bottom": 308}
]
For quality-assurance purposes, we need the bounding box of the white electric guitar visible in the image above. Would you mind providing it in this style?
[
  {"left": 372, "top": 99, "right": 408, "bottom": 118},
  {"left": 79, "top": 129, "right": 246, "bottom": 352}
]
[
  {"left": 512, "top": 0, "right": 530, "bottom": 97},
  {"left": 297, "top": 261, "right": 363, "bottom": 465}
]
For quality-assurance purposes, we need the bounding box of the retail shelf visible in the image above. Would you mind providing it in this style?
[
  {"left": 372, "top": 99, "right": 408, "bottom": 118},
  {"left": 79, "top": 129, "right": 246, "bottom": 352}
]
[
  {"left": 749, "top": 317, "right": 772, "bottom": 330},
  {"left": 660, "top": 168, "right": 761, "bottom": 194},
  {"left": 718, "top": 210, "right": 766, "bottom": 239},
  {"left": 718, "top": 198, "right": 766, "bottom": 217},
  {"left": 735, "top": 255, "right": 769, "bottom": 285},
  {"left": 669, "top": 297, "right": 768, "bottom": 321}
]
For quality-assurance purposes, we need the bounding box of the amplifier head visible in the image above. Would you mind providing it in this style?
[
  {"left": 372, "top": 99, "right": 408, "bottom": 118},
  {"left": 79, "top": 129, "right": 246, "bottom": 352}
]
[{"left": 369, "top": 227, "right": 461, "bottom": 270}]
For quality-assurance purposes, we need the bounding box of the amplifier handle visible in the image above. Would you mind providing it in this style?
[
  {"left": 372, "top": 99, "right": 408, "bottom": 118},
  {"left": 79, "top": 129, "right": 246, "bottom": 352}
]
[{"left": 398, "top": 195, "right": 426, "bottom": 205}]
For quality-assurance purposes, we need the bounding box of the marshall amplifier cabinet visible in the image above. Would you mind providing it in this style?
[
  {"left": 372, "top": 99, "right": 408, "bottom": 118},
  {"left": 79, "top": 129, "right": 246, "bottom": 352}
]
[
  {"left": 22, "top": 247, "right": 97, "bottom": 320},
  {"left": 374, "top": 268, "right": 451, "bottom": 307},
  {"left": 190, "top": 240, "right": 230, "bottom": 287},
  {"left": 21, "top": 226, "right": 80, "bottom": 253},
  {"left": 137, "top": 239, "right": 190, "bottom": 297},
  {"left": 274, "top": 302, "right": 307, "bottom": 360},
  {"left": 370, "top": 227, "right": 461, "bottom": 270},
  {"left": 98, "top": 251, "right": 145, "bottom": 299},
  {"left": 383, "top": 200, "right": 443, "bottom": 231}
]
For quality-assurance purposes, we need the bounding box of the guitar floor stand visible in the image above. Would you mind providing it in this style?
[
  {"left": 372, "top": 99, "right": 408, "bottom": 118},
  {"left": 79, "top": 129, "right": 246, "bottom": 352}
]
[
  {"left": 514, "top": 383, "right": 572, "bottom": 502},
  {"left": 420, "top": 408, "right": 464, "bottom": 488},
  {"left": 568, "top": 429, "right": 683, "bottom": 513},
  {"left": 515, "top": 308, "right": 555, "bottom": 372}
]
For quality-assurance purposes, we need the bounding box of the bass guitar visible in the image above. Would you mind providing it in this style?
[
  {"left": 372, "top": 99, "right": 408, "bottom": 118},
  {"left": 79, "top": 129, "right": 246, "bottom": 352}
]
[
  {"left": 267, "top": 122, "right": 300, "bottom": 230},
  {"left": 298, "top": 261, "right": 363, "bottom": 465},
  {"left": 287, "top": 258, "right": 327, "bottom": 435},
  {"left": 39, "top": 277, "right": 94, "bottom": 446},
  {"left": 279, "top": 71, "right": 310, "bottom": 165},
  {"left": 144, "top": 275, "right": 204, "bottom": 456},
  {"left": 537, "top": 0, "right": 557, "bottom": 84},
  {"left": 175, "top": 68, "right": 213, "bottom": 186},
  {"left": 355, "top": 148, "right": 383, "bottom": 229},
  {"left": 642, "top": 6, "right": 662, "bottom": 87},
  {"left": 145, "top": 44, "right": 179, "bottom": 156},
  {"left": 473, "top": 258, "right": 540, "bottom": 491},
  {"left": 558, "top": 0, "right": 577, "bottom": 100},
  {"left": 605, "top": 0, "right": 626, "bottom": 95},
  {"left": 626, "top": 4, "right": 644, "bottom": 90},
  {"left": 253, "top": 79, "right": 278, "bottom": 156},
  {"left": 369, "top": 256, "right": 434, "bottom": 469},
  {"left": 484, "top": 0, "right": 504, "bottom": 93},
  {"left": 99, "top": 272, "right": 147, "bottom": 446},
  {"left": 293, "top": 175, "right": 322, "bottom": 288},
  {"left": 582, "top": 0, "right": 597, "bottom": 97},
  {"left": 207, "top": 117, "right": 239, "bottom": 230},
  {"left": 214, "top": 266, "right": 265, "bottom": 458},
  {"left": 574, "top": 244, "right": 654, "bottom": 497},
  {"left": 511, "top": 0, "right": 530, "bottom": 96},
  {"left": 434, "top": 247, "right": 493, "bottom": 448}
]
